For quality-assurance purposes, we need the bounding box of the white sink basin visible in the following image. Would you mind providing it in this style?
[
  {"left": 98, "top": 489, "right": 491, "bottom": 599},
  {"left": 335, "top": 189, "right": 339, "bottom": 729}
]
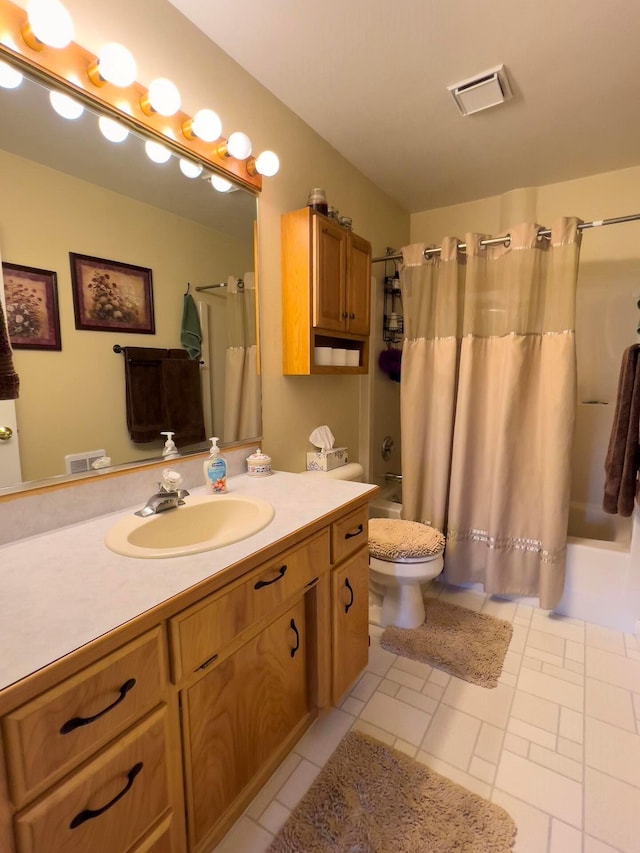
[{"left": 105, "top": 494, "right": 275, "bottom": 558}]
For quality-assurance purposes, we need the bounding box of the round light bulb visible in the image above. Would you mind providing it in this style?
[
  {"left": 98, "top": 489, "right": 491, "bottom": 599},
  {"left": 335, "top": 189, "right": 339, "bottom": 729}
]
[
  {"left": 49, "top": 90, "right": 83, "bottom": 120},
  {"left": 98, "top": 116, "right": 129, "bottom": 143},
  {"left": 255, "top": 150, "right": 280, "bottom": 177},
  {"left": 179, "top": 159, "right": 203, "bottom": 179},
  {"left": 0, "top": 61, "right": 23, "bottom": 89},
  {"left": 147, "top": 78, "right": 181, "bottom": 116},
  {"left": 95, "top": 43, "right": 137, "bottom": 87},
  {"left": 145, "top": 140, "right": 171, "bottom": 164},
  {"left": 226, "top": 131, "right": 252, "bottom": 160},
  {"left": 211, "top": 175, "right": 232, "bottom": 192},
  {"left": 191, "top": 108, "right": 222, "bottom": 143},
  {"left": 26, "top": 0, "right": 74, "bottom": 48}
]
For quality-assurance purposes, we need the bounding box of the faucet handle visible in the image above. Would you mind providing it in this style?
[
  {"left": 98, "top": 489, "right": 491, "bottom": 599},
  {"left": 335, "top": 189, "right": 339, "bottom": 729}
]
[{"left": 161, "top": 468, "right": 183, "bottom": 492}]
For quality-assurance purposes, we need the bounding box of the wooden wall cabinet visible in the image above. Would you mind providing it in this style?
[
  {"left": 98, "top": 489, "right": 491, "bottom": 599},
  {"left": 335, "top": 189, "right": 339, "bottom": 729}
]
[
  {"left": 0, "top": 501, "right": 372, "bottom": 853},
  {"left": 281, "top": 207, "right": 372, "bottom": 375}
]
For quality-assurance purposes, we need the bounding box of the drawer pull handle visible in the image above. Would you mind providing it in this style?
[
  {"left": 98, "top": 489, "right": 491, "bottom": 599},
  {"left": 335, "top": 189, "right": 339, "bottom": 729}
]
[
  {"left": 197, "top": 653, "right": 219, "bottom": 671},
  {"left": 344, "top": 524, "right": 364, "bottom": 540},
  {"left": 69, "top": 761, "right": 143, "bottom": 829},
  {"left": 344, "top": 578, "right": 354, "bottom": 613},
  {"left": 59, "top": 678, "right": 136, "bottom": 734},
  {"left": 290, "top": 618, "right": 300, "bottom": 658},
  {"left": 254, "top": 565, "right": 287, "bottom": 589}
]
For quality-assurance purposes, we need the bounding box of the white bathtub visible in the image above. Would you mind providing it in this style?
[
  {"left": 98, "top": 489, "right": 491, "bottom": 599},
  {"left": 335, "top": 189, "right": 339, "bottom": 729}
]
[{"left": 369, "top": 489, "right": 640, "bottom": 633}]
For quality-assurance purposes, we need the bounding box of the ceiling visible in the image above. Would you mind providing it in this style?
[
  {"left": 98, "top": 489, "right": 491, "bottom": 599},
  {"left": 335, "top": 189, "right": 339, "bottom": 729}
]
[{"left": 168, "top": 0, "right": 640, "bottom": 213}]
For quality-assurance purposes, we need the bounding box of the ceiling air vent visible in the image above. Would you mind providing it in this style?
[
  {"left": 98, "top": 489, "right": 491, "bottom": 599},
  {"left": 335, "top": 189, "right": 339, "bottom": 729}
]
[{"left": 448, "top": 65, "right": 513, "bottom": 116}]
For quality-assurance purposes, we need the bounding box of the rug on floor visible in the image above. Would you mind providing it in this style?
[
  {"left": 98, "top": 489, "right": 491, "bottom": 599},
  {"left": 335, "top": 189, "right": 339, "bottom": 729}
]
[
  {"left": 380, "top": 597, "right": 513, "bottom": 688},
  {"left": 267, "top": 730, "right": 517, "bottom": 852}
]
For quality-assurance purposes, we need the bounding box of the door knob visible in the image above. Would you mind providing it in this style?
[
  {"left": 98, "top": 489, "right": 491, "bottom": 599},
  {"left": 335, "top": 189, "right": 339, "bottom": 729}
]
[{"left": 0, "top": 426, "right": 13, "bottom": 441}]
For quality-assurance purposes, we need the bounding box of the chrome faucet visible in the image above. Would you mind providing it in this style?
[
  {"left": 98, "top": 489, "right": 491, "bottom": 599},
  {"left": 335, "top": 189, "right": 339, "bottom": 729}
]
[{"left": 135, "top": 469, "right": 190, "bottom": 517}]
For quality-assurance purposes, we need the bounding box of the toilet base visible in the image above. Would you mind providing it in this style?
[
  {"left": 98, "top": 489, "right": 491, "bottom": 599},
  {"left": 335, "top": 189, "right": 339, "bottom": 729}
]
[{"left": 369, "top": 553, "right": 444, "bottom": 630}]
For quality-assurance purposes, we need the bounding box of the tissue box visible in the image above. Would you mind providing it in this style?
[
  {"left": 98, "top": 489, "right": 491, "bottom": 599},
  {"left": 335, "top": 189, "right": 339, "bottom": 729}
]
[{"left": 306, "top": 448, "right": 349, "bottom": 472}]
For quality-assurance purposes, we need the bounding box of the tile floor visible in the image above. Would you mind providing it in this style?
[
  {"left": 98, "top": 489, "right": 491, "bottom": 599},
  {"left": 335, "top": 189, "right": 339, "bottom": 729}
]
[{"left": 212, "top": 583, "right": 640, "bottom": 853}]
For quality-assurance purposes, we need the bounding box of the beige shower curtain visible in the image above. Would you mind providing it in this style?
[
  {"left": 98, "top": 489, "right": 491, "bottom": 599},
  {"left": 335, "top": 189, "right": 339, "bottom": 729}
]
[
  {"left": 401, "top": 239, "right": 464, "bottom": 531},
  {"left": 400, "top": 219, "right": 582, "bottom": 609},
  {"left": 223, "top": 273, "right": 262, "bottom": 442}
]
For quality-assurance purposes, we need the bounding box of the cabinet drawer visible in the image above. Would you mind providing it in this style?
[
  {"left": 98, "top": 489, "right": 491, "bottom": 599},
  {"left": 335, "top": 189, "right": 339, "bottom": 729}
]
[
  {"left": 14, "top": 706, "right": 171, "bottom": 853},
  {"left": 130, "top": 814, "right": 175, "bottom": 853},
  {"left": 170, "top": 530, "right": 329, "bottom": 681},
  {"left": 3, "top": 628, "right": 166, "bottom": 802},
  {"left": 331, "top": 505, "right": 369, "bottom": 564}
]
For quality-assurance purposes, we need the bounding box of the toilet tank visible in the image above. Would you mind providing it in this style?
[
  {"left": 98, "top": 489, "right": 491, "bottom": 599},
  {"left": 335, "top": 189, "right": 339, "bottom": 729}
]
[{"left": 298, "top": 462, "right": 364, "bottom": 482}]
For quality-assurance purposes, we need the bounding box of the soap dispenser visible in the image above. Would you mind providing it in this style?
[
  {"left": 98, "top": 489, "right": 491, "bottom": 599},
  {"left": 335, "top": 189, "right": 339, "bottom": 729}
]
[
  {"left": 161, "top": 431, "right": 179, "bottom": 458},
  {"left": 203, "top": 437, "right": 227, "bottom": 493}
]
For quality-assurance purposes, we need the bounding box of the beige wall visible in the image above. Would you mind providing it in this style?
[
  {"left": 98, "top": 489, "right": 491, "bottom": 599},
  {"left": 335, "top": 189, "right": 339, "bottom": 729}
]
[
  {"left": 410, "top": 167, "right": 640, "bottom": 507},
  {"left": 0, "top": 148, "right": 252, "bottom": 480},
  {"left": 9, "top": 0, "right": 409, "bottom": 479}
]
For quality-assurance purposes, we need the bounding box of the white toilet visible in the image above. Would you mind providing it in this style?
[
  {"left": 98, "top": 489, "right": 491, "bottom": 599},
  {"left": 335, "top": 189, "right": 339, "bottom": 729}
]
[
  {"left": 299, "top": 464, "right": 444, "bottom": 629},
  {"left": 368, "top": 518, "right": 445, "bottom": 629}
]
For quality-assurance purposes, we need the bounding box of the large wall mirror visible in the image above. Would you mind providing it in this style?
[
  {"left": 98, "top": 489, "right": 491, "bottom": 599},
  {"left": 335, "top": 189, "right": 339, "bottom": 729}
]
[{"left": 0, "top": 64, "right": 261, "bottom": 494}]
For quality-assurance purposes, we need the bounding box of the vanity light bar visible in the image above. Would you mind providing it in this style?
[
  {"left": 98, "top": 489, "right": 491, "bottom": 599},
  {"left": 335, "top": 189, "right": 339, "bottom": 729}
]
[{"left": 0, "top": 0, "right": 268, "bottom": 192}]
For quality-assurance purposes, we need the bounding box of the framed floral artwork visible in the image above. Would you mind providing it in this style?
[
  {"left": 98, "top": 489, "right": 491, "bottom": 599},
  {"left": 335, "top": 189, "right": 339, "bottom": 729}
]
[
  {"left": 2, "top": 262, "right": 62, "bottom": 350},
  {"left": 69, "top": 252, "right": 155, "bottom": 334}
]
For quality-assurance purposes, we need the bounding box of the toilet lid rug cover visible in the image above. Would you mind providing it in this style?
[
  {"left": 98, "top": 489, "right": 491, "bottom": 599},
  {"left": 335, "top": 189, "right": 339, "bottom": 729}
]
[{"left": 368, "top": 518, "right": 445, "bottom": 560}]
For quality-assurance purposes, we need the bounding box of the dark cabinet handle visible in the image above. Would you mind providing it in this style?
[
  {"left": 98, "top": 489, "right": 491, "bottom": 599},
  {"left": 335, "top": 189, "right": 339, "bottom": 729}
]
[
  {"left": 349, "top": 312, "right": 355, "bottom": 319},
  {"left": 344, "top": 524, "right": 363, "bottom": 540},
  {"left": 344, "top": 578, "right": 354, "bottom": 614},
  {"left": 69, "top": 762, "right": 143, "bottom": 828},
  {"left": 342, "top": 311, "right": 348, "bottom": 318},
  {"left": 60, "top": 679, "right": 136, "bottom": 734},
  {"left": 290, "top": 618, "right": 300, "bottom": 658},
  {"left": 197, "top": 653, "right": 219, "bottom": 672},
  {"left": 254, "top": 565, "right": 287, "bottom": 589}
]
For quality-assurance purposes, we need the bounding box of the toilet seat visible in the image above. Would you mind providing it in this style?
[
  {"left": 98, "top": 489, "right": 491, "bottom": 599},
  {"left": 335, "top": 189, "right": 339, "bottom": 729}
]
[{"left": 370, "top": 553, "right": 443, "bottom": 581}]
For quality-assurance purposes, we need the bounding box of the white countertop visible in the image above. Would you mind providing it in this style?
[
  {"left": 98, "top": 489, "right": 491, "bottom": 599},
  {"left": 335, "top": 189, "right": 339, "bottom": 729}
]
[{"left": 0, "top": 472, "right": 376, "bottom": 692}]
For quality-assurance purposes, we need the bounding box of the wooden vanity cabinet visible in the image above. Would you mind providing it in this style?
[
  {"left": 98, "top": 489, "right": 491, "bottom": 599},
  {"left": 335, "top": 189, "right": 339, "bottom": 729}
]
[
  {"left": 0, "top": 499, "right": 373, "bottom": 853},
  {"left": 281, "top": 207, "right": 372, "bottom": 375}
]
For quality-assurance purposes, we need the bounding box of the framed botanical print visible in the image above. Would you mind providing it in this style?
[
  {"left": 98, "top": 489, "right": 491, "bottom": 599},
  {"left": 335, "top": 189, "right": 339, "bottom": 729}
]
[
  {"left": 2, "top": 262, "right": 61, "bottom": 350},
  {"left": 69, "top": 252, "right": 155, "bottom": 334}
]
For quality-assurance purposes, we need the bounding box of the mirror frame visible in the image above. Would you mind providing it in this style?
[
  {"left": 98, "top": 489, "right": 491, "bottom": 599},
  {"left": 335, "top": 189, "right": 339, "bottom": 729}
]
[{"left": 0, "top": 0, "right": 264, "bottom": 497}]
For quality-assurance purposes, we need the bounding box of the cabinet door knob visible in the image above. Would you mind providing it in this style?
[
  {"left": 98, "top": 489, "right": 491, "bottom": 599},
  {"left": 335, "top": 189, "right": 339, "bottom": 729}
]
[
  {"left": 342, "top": 311, "right": 348, "bottom": 319},
  {"left": 69, "top": 762, "right": 143, "bottom": 828},
  {"left": 59, "top": 678, "right": 136, "bottom": 734},
  {"left": 349, "top": 313, "right": 355, "bottom": 319}
]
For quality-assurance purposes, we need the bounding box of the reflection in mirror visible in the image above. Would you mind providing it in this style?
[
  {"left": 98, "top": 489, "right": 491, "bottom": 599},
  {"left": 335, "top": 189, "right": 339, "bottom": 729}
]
[{"left": 0, "top": 67, "right": 261, "bottom": 493}]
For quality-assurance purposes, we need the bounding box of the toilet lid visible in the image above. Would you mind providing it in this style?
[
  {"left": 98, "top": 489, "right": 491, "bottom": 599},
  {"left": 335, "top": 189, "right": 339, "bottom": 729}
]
[{"left": 368, "top": 518, "right": 445, "bottom": 560}]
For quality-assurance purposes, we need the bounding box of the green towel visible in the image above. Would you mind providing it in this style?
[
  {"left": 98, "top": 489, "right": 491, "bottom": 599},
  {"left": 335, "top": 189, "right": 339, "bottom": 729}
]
[{"left": 180, "top": 293, "right": 202, "bottom": 360}]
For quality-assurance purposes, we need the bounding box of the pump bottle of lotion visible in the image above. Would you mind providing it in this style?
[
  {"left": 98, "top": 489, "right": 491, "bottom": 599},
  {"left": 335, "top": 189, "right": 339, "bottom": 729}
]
[{"left": 203, "top": 437, "right": 227, "bottom": 493}]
